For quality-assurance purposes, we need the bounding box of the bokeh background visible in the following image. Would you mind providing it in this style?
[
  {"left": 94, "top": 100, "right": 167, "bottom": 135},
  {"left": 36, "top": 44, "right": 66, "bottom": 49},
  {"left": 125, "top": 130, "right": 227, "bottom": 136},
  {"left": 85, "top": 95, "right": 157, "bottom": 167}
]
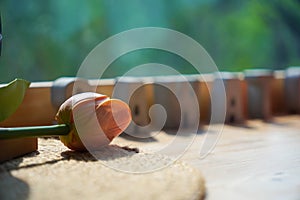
[{"left": 0, "top": 0, "right": 299, "bottom": 82}]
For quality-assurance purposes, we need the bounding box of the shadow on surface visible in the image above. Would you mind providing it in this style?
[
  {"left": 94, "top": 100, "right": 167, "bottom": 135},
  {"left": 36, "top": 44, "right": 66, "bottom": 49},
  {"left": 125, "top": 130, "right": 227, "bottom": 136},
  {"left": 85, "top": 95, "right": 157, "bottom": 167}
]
[
  {"left": 1, "top": 151, "right": 66, "bottom": 171},
  {"left": 267, "top": 119, "right": 293, "bottom": 127},
  {"left": 226, "top": 122, "right": 257, "bottom": 129},
  {"left": 61, "top": 144, "right": 139, "bottom": 162},
  {"left": 0, "top": 157, "right": 30, "bottom": 200},
  {"left": 163, "top": 128, "right": 206, "bottom": 136},
  {"left": 120, "top": 133, "right": 158, "bottom": 143},
  {"left": 0, "top": 142, "right": 140, "bottom": 200}
]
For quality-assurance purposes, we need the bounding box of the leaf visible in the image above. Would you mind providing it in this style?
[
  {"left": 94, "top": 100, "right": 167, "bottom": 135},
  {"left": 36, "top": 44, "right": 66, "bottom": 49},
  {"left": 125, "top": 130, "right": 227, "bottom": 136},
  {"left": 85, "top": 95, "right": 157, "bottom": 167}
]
[{"left": 0, "top": 79, "right": 31, "bottom": 122}]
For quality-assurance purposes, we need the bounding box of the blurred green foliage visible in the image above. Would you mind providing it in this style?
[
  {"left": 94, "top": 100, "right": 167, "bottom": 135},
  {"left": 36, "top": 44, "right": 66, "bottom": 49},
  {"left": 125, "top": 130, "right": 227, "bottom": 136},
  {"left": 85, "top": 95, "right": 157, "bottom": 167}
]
[{"left": 0, "top": 0, "right": 299, "bottom": 82}]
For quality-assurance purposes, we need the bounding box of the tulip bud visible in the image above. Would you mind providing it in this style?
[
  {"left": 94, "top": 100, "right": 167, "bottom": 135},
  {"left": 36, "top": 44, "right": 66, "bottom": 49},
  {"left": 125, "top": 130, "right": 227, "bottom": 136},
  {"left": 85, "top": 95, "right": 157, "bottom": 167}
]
[{"left": 55, "top": 92, "right": 131, "bottom": 151}]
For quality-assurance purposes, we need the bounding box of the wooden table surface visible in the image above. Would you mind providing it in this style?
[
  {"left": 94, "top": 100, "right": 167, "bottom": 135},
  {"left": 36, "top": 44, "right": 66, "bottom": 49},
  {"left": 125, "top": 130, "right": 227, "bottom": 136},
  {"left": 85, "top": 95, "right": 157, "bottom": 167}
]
[{"left": 113, "top": 115, "right": 300, "bottom": 200}]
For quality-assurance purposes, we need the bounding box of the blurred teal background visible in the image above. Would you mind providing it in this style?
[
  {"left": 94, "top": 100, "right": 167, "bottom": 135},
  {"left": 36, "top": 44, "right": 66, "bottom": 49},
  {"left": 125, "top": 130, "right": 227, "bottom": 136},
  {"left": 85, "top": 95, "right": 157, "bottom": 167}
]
[{"left": 0, "top": 0, "right": 299, "bottom": 82}]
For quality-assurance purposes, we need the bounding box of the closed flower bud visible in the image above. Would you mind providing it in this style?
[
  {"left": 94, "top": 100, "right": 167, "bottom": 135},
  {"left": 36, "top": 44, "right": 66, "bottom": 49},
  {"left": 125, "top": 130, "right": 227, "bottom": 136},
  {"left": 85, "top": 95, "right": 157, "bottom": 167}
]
[{"left": 55, "top": 92, "right": 131, "bottom": 151}]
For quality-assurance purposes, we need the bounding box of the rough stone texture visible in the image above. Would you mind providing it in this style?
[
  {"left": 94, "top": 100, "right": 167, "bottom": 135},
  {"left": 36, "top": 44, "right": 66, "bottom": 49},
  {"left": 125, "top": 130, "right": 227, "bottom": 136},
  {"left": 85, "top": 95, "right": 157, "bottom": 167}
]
[{"left": 0, "top": 138, "right": 205, "bottom": 200}]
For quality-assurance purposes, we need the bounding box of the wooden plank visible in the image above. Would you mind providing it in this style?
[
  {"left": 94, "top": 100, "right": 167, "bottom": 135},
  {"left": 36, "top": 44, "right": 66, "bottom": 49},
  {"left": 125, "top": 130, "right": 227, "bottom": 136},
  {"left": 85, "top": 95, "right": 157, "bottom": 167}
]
[
  {"left": 90, "top": 79, "right": 115, "bottom": 97},
  {"left": 113, "top": 115, "right": 300, "bottom": 200},
  {"left": 244, "top": 70, "right": 274, "bottom": 121},
  {"left": 0, "top": 138, "right": 37, "bottom": 163},
  {"left": 211, "top": 72, "right": 246, "bottom": 124},
  {"left": 284, "top": 67, "right": 300, "bottom": 114},
  {"left": 271, "top": 71, "right": 286, "bottom": 115},
  {"left": 241, "top": 79, "right": 248, "bottom": 120},
  {"left": 199, "top": 75, "right": 213, "bottom": 124},
  {"left": 187, "top": 116, "right": 300, "bottom": 200},
  {"left": 152, "top": 75, "right": 200, "bottom": 129}
]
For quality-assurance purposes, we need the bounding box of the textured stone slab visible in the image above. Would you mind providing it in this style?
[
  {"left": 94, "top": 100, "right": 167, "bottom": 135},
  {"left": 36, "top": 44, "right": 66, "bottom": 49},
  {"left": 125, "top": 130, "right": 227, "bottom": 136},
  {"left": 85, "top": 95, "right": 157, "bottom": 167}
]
[{"left": 0, "top": 138, "right": 205, "bottom": 200}]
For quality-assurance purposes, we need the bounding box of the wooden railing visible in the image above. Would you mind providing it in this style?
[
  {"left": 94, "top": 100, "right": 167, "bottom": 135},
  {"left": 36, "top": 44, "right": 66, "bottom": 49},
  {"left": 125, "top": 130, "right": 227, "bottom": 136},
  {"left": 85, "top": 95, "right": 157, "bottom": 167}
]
[{"left": 0, "top": 68, "right": 299, "bottom": 128}]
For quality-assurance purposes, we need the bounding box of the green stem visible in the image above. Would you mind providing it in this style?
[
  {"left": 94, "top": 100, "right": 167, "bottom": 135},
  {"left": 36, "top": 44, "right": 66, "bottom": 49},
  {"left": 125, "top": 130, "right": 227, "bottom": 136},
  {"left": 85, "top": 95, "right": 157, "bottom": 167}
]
[{"left": 0, "top": 124, "right": 70, "bottom": 139}]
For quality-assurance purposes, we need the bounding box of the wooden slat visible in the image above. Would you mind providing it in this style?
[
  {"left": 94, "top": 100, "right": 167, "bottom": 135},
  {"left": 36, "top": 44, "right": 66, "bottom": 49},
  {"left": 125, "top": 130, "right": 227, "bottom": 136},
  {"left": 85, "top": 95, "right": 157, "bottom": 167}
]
[
  {"left": 199, "top": 75, "right": 213, "bottom": 124},
  {"left": 244, "top": 70, "right": 274, "bottom": 120},
  {"left": 90, "top": 79, "right": 115, "bottom": 97},
  {"left": 272, "top": 71, "right": 286, "bottom": 115},
  {"left": 0, "top": 138, "right": 37, "bottom": 163}
]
